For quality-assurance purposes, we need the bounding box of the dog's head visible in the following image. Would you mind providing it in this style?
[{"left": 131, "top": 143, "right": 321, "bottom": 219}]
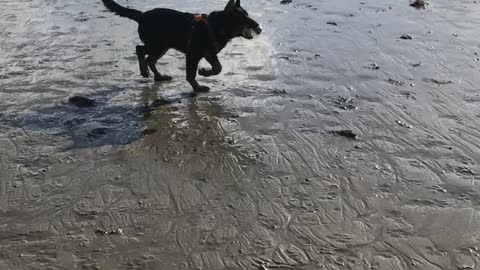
[{"left": 223, "top": 0, "right": 262, "bottom": 39}]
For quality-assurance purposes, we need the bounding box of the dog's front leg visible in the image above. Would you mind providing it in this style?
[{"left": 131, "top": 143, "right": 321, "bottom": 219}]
[
  {"left": 198, "top": 55, "right": 222, "bottom": 77},
  {"left": 186, "top": 54, "right": 210, "bottom": 92}
]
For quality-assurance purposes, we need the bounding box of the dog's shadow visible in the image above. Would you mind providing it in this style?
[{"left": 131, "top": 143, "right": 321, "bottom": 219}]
[{"left": 6, "top": 85, "right": 203, "bottom": 150}]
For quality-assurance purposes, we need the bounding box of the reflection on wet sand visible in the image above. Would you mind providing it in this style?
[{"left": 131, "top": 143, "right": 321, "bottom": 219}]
[{"left": 140, "top": 84, "right": 252, "bottom": 179}]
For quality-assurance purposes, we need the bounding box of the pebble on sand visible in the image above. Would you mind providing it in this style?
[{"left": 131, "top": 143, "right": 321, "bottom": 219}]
[
  {"left": 410, "top": 0, "right": 428, "bottom": 9},
  {"left": 330, "top": 130, "right": 359, "bottom": 140}
]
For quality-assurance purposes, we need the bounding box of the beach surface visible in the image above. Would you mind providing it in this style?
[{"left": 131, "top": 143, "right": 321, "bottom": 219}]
[{"left": 1, "top": 0, "right": 480, "bottom": 269}]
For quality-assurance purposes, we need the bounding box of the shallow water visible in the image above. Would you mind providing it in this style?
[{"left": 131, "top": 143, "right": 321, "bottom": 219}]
[{"left": 2, "top": 0, "right": 480, "bottom": 269}]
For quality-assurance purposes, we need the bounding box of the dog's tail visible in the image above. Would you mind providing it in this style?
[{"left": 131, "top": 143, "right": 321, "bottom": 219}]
[{"left": 101, "top": 0, "right": 142, "bottom": 22}]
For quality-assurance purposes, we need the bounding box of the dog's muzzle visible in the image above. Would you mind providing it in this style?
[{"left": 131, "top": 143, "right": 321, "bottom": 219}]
[
  {"left": 253, "top": 25, "right": 262, "bottom": 35},
  {"left": 242, "top": 25, "right": 262, "bottom": 39}
]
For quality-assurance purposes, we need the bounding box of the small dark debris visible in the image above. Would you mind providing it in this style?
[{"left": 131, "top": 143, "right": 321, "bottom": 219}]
[
  {"left": 341, "top": 104, "right": 357, "bottom": 111},
  {"left": 457, "top": 167, "right": 476, "bottom": 176},
  {"left": 197, "top": 177, "right": 208, "bottom": 182},
  {"left": 400, "top": 34, "right": 413, "bottom": 40},
  {"left": 74, "top": 18, "right": 89, "bottom": 22},
  {"left": 333, "top": 97, "right": 357, "bottom": 111},
  {"left": 280, "top": 0, "right": 292, "bottom": 4},
  {"left": 396, "top": 120, "right": 412, "bottom": 129},
  {"left": 410, "top": 0, "right": 427, "bottom": 9},
  {"left": 338, "top": 97, "right": 355, "bottom": 103},
  {"left": 426, "top": 78, "right": 453, "bottom": 85},
  {"left": 95, "top": 228, "right": 124, "bottom": 236},
  {"left": 330, "top": 130, "right": 359, "bottom": 140},
  {"left": 387, "top": 78, "right": 405, "bottom": 86},
  {"left": 412, "top": 62, "right": 422, "bottom": 67},
  {"left": 68, "top": 96, "right": 95, "bottom": 107},
  {"left": 368, "top": 63, "right": 380, "bottom": 70},
  {"left": 271, "top": 89, "right": 287, "bottom": 95},
  {"left": 326, "top": 21, "right": 338, "bottom": 26}
]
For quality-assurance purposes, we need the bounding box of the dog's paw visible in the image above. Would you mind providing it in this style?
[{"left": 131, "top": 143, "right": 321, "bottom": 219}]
[
  {"left": 141, "top": 71, "right": 150, "bottom": 78},
  {"left": 198, "top": 68, "right": 211, "bottom": 77},
  {"left": 194, "top": 85, "right": 210, "bottom": 93}
]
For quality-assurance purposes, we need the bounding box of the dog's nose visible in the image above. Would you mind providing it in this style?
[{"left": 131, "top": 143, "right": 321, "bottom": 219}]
[{"left": 254, "top": 25, "right": 262, "bottom": 34}]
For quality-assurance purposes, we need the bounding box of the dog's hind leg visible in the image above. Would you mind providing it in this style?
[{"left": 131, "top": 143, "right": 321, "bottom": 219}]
[
  {"left": 146, "top": 49, "right": 172, "bottom": 82},
  {"left": 136, "top": 45, "right": 149, "bottom": 78}
]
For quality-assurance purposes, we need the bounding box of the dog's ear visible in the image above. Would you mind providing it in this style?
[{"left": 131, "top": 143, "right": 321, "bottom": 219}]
[
  {"left": 224, "top": 0, "right": 235, "bottom": 13},
  {"left": 236, "top": 0, "right": 241, "bottom": 7}
]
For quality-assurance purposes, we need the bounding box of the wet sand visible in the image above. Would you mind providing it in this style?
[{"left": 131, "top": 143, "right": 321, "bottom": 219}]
[{"left": 2, "top": 0, "right": 480, "bottom": 269}]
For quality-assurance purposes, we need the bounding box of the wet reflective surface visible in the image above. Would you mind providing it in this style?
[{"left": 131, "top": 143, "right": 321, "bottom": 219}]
[{"left": 2, "top": 0, "right": 480, "bottom": 269}]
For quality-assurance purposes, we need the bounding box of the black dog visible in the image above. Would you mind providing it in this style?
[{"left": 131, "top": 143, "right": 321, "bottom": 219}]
[{"left": 101, "top": 0, "right": 262, "bottom": 92}]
